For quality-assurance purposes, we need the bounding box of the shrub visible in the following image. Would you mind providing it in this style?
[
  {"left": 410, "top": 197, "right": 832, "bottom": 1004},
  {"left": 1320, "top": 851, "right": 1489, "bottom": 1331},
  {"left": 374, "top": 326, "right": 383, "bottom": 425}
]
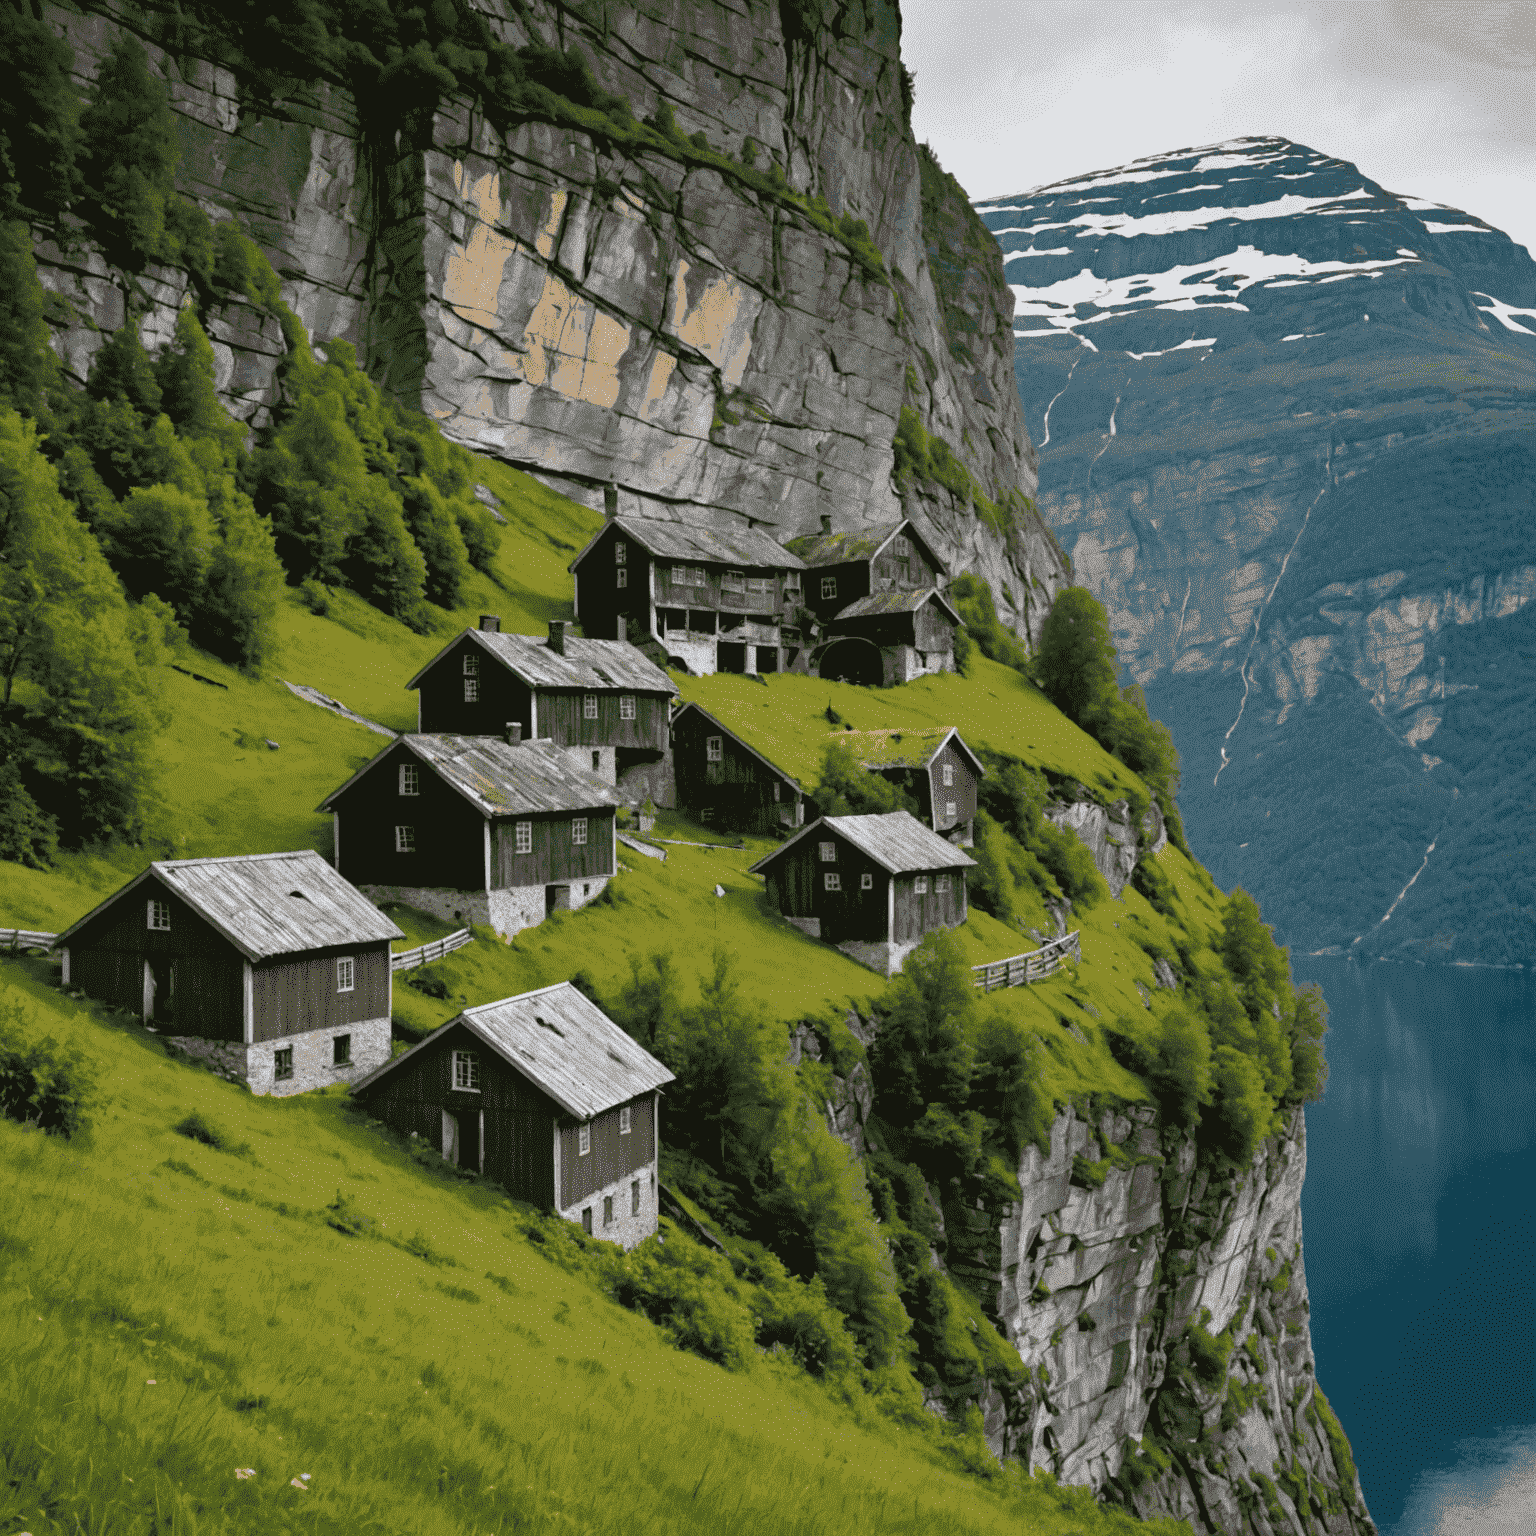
[
  {"left": 1289, "top": 983, "right": 1329, "bottom": 1103},
  {"left": 404, "top": 963, "right": 450, "bottom": 999},
  {"left": 0, "top": 1000, "right": 95, "bottom": 1136},
  {"left": 1186, "top": 1313, "right": 1232, "bottom": 1387},
  {"left": 948, "top": 573, "right": 1031, "bottom": 673},
  {"left": 1035, "top": 586, "right": 1117, "bottom": 724},
  {"left": 808, "top": 736, "right": 917, "bottom": 819},
  {"left": 172, "top": 1110, "right": 250, "bottom": 1157},
  {"left": 1208, "top": 1046, "right": 1277, "bottom": 1164},
  {"left": 0, "top": 754, "right": 58, "bottom": 868}
]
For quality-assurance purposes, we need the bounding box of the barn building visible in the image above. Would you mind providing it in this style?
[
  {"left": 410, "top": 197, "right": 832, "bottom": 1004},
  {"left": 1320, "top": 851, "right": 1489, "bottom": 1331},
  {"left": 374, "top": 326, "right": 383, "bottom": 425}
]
[
  {"left": 407, "top": 618, "right": 674, "bottom": 806},
  {"left": 352, "top": 982, "right": 674, "bottom": 1249},
  {"left": 568, "top": 514, "right": 807, "bottom": 678},
  {"left": 837, "top": 727, "right": 983, "bottom": 846},
  {"left": 320, "top": 731, "right": 618, "bottom": 938},
  {"left": 54, "top": 851, "right": 403, "bottom": 1095},
  {"left": 670, "top": 702, "right": 804, "bottom": 833},
  {"left": 749, "top": 811, "right": 977, "bottom": 976}
]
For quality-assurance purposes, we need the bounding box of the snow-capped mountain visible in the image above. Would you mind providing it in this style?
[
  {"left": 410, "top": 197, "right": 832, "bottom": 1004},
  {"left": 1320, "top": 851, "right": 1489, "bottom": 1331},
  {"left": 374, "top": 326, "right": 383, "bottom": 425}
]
[{"left": 979, "top": 136, "right": 1536, "bottom": 963}]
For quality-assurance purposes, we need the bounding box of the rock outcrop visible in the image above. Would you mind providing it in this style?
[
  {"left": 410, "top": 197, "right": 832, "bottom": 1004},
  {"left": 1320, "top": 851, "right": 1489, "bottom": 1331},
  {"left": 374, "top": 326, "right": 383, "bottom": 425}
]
[{"left": 1044, "top": 796, "right": 1140, "bottom": 897}]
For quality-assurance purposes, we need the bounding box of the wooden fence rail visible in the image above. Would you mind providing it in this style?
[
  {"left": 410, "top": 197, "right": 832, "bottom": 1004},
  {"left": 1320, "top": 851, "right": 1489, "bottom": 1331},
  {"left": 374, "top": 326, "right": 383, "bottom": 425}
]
[
  {"left": 972, "top": 931, "right": 1080, "bottom": 992},
  {"left": 1, "top": 929, "right": 58, "bottom": 954},
  {"left": 390, "top": 928, "right": 473, "bottom": 973}
]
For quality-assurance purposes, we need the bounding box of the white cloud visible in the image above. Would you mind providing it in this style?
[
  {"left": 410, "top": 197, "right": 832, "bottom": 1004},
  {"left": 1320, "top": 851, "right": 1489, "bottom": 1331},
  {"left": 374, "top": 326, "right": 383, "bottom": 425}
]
[{"left": 1394, "top": 1426, "right": 1536, "bottom": 1535}]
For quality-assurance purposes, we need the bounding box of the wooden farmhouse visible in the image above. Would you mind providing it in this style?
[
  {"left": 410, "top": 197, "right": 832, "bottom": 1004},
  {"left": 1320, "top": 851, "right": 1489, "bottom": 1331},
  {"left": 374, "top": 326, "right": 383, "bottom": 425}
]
[
  {"left": 320, "top": 731, "right": 618, "bottom": 939},
  {"left": 783, "top": 518, "right": 956, "bottom": 684},
  {"left": 352, "top": 982, "right": 674, "bottom": 1249},
  {"left": 55, "top": 851, "right": 403, "bottom": 1096},
  {"left": 407, "top": 618, "right": 675, "bottom": 807},
  {"left": 749, "top": 811, "right": 977, "bottom": 976},
  {"left": 569, "top": 513, "right": 807, "bottom": 678},
  {"left": 670, "top": 702, "right": 804, "bottom": 833},
  {"left": 838, "top": 726, "right": 984, "bottom": 846}
]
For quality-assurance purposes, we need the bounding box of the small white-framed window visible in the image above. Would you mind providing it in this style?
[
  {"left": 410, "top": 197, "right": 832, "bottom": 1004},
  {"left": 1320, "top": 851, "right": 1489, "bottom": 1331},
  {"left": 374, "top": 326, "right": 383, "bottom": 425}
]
[
  {"left": 690, "top": 566, "right": 706, "bottom": 587},
  {"left": 914, "top": 876, "right": 929, "bottom": 895},
  {"left": 463, "top": 677, "right": 479, "bottom": 703},
  {"left": 894, "top": 535, "right": 911, "bottom": 557},
  {"left": 583, "top": 694, "right": 598, "bottom": 719},
  {"left": 619, "top": 1105, "right": 632, "bottom": 1134},
  {"left": 936, "top": 874, "right": 950, "bottom": 893},
  {"left": 274, "top": 1046, "right": 293, "bottom": 1081},
  {"left": 861, "top": 872, "right": 873, "bottom": 890},
  {"left": 671, "top": 564, "right": 687, "bottom": 585},
  {"left": 395, "top": 825, "right": 415, "bottom": 853},
  {"left": 463, "top": 653, "right": 479, "bottom": 676},
  {"left": 515, "top": 820, "right": 532, "bottom": 855},
  {"left": 942, "top": 762, "right": 955, "bottom": 787},
  {"left": 824, "top": 872, "right": 841, "bottom": 892},
  {"left": 820, "top": 575, "right": 837, "bottom": 601},
  {"left": 572, "top": 818, "right": 588, "bottom": 845},
  {"left": 453, "top": 1049, "right": 480, "bottom": 1091},
  {"left": 706, "top": 735, "right": 723, "bottom": 762},
  {"left": 614, "top": 541, "right": 627, "bottom": 564},
  {"left": 147, "top": 898, "right": 171, "bottom": 931},
  {"left": 946, "top": 801, "right": 957, "bottom": 819},
  {"left": 724, "top": 570, "right": 744, "bottom": 592},
  {"left": 619, "top": 695, "right": 635, "bottom": 720},
  {"left": 818, "top": 841, "right": 836, "bottom": 862},
  {"left": 399, "top": 763, "right": 419, "bottom": 796},
  {"left": 578, "top": 1122, "right": 591, "bottom": 1156},
  {"left": 616, "top": 567, "right": 628, "bottom": 589},
  {"left": 336, "top": 956, "right": 355, "bottom": 992}
]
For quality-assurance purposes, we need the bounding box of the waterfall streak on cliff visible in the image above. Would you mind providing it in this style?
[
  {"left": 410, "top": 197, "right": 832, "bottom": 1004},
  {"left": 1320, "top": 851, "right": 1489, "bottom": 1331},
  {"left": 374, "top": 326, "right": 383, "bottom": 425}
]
[
  {"left": 1356, "top": 835, "right": 1439, "bottom": 942},
  {"left": 1039, "top": 354, "right": 1082, "bottom": 448},
  {"left": 1214, "top": 442, "right": 1332, "bottom": 786},
  {"left": 1173, "top": 577, "right": 1192, "bottom": 650},
  {"left": 1085, "top": 382, "right": 1127, "bottom": 490}
]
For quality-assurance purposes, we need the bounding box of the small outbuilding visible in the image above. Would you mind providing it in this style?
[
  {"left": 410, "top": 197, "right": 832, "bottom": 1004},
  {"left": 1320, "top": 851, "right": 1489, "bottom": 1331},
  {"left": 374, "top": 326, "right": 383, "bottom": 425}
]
[
  {"left": 352, "top": 982, "right": 674, "bottom": 1249},
  {"left": 749, "top": 810, "right": 977, "bottom": 976},
  {"left": 320, "top": 730, "right": 619, "bottom": 939},
  {"left": 55, "top": 851, "right": 403, "bottom": 1095},
  {"left": 814, "top": 589, "right": 961, "bottom": 686},
  {"left": 670, "top": 702, "right": 803, "bottom": 833},
  {"left": 836, "top": 726, "right": 984, "bottom": 845}
]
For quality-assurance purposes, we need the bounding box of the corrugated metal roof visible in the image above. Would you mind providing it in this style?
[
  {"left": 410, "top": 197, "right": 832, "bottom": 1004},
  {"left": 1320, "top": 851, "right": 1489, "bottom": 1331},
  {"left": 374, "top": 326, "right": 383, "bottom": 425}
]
[
  {"left": 785, "top": 520, "right": 904, "bottom": 566},
  {"left": 321, "top": 736, "right": 619, "bottom": 818},
  {"left": 832, "top": 588, "right": 962, "bottom": 623},
  {"left": 58, "top": 851, "right": 403, "bottom": 962},
  {"left": 671, "top": 702, "right": 800, "bottom": 788},
  {"left": 749, "top": 811, "right": 977, "bottom": 876},
  {"left": 588, "top": 515, "right": 806, "bottom": 571},
  {"left": 354, "top": 982, "right": 674, "bottom": 1120},
  {"left": 406, "top": 628, "right": 673, "bottom": 692}
]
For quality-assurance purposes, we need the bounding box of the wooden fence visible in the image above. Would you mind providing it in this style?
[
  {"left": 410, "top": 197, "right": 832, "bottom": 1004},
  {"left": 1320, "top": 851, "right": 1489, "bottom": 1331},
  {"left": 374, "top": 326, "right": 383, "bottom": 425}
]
[
  {"left": 1, "top": 928, "right": 57, "bottom": 954},
  {"left": 390, "top": 928, "right": 473, "bottom": 973},
  {"left": 972, "top": 930, "right": 1081, "bottom": 992}
]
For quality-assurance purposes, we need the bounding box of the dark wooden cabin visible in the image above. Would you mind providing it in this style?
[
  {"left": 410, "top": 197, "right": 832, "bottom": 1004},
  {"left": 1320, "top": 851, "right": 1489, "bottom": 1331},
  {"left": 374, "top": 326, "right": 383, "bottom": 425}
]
[
  {"left": 352, "top": 982, "right": 674, "bottom": 1249},
  {"left": 670, "top": 702, "right": 803, "bottom": 833},
  {"left": 837, "top": 726, "right": 983, "bottom": 845},
  {"left": 815, "top": 589, "right": 960, "bottom": 685},
  {"left": 55, "top": 851, "right": 403, "bottom": 1096},
  {"left": 569, "top": 514, "right": 807, "bottom": 678},
  {"left": 407, "top": 618, "right": 673, "bottom": 797},
  {"left": 320, "top": 731, "right": 618, "bottom": 939},
  {"left": 748, "top": 811, "right": 977, "bottom": 977},
  {"left": 784, "top": 517, "right": 947, "bottom": 627}
]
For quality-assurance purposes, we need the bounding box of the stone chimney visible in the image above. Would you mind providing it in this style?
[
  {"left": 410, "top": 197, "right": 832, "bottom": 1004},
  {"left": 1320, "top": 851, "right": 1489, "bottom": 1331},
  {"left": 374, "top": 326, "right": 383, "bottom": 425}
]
[
  {"left": 505, "top": 722, "right": 522, "bottom": 746},
  {"left": 548, "top": 620, "right": 566, "bottom": 655},
  {"left": 603, "top": 483, "right": 618, "bottom": 522},
  {"left": 479, "top": 614, "right": 501, "bottom": 632},
  {"left": 820, "top": 514, "right": 832, "bottom": 535}
]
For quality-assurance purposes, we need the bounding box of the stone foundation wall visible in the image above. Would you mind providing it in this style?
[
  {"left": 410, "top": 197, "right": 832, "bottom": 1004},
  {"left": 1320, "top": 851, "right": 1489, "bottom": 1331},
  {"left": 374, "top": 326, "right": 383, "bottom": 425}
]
[
  {"left": 361, "top": 880, "right": 608, "bottom": 940},
  {"left": 168, "top": 1016, "right": 391, "bottom": 1097},
  {"left": 836, "top": 936, "right": 920, "bottom": 978},
  {"left": 561, "top": 1162, "right": 659, "bottom": 1252},
  {"left": 362, "top": 884, "right": 491, "bottom": 928},
  {"left": 557, "top": 742, "right": 616, "bottom": 784}
]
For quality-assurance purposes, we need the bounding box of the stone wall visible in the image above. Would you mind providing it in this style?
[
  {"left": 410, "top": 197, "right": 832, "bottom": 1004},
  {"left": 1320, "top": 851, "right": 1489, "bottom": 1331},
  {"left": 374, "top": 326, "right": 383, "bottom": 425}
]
[
  {"left": 561, "top": 1163, "right": 659, "bottom": 1254},
  {"left": 171, "top": 1015, "right": 391, "bottom": 1097}
]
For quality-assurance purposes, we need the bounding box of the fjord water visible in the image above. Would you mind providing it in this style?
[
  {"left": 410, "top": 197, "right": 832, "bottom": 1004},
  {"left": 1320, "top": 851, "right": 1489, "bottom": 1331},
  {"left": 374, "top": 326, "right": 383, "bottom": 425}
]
[{"left": 1297, "top": 956, "right": 1536, "bottom": 1531}]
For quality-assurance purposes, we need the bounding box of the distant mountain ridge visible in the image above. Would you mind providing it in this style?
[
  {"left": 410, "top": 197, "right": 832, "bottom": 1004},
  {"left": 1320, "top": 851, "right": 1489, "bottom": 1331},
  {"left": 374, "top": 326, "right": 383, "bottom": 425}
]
[{"left": 979, "top": 136, "right": 1536, "bottom": 964}]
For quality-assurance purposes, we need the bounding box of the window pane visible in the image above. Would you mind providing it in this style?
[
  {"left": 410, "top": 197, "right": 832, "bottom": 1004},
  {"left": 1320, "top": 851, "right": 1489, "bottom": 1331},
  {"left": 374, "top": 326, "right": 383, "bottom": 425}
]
[
  {"left": 820, "top": 576, "right": 837, "bottom": 600},
  {"left": 819, "top": 841, "right": 836, "bottom": 862},
  {"left": 824, "top": 872, "right": 840, "bottom": 891},
  {"left": 706, "top": 735, "right": 722, "bottom": 761},
  {"left": 336, "top": 957, "right": 354, "bottom": 992},
  {"left": 615, "top": 541, "right": 626, "bottom": 564},
  {"left": 616, "top": 567, "right": 627, "bottom": 588},
  {"left": 395, "top": 825, "right": 415, "bottom": 852},
  {"left": 516, "top": 821, "right": 532, "bottom": 854},
  {"left": 620, "top": 696, "right": 635, "bottom": 719},
  {"left": 861, "top": 873, "right": 873, "bottom": 889},
  {"left": 463, "top": 653, "right": 479, "bottom": 675},
  {"left": 579, "top": 1123, "right": 591, "bottom": 1155},
  {"left": 399, "top": 764, "right": 419, "bottom": 795},
  {"left": 914, "top": 876, "right": 928, "bottom": 894},
  {"left": 572, "top": 818, "right": 588, "bottom": 845},
  {"left": 464, "top": 678, "right": 478, "bottom": 702},
  {"left": 584, "top": 694, "right": 598, "bottom": 718}
]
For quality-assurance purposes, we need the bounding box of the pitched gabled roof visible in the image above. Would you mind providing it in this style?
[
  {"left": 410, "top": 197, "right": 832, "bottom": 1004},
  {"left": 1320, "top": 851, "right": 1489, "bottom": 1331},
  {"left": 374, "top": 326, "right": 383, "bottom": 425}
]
[
  {"left": 57, "top": 851, "right": 402, "bottom": 962},
  {"left": 352, "top": 981, "right": 674, "bottom": 1120},
  {"left": 835, "top": 726, "right": 986, "bottom": 777},
  {"left": 570, "top": 515, "right": 805, "bottom": 573},
  {"left": 784, "top": 518, "right": 947, "bottom": 577},
  {"left": 748, "top": 811, "right": 977, "bottom": 877},
  {"left": 405, "top": 628, "right": 672, "bottom": 693},
  {"left": 831, "top": 588, "right": 962, "bottom": 624},
  {"left": 318, "top": 736, "right": 618, "bottom": 818},
  {"left": 670, "top": 702, "right": 800, "bottom": 788}
]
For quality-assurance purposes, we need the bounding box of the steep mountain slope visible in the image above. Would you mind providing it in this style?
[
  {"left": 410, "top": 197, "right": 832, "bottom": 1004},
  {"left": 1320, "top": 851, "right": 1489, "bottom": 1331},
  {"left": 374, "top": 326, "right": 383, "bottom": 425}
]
[
  {"left": 35, "top": 0, "right": 1066, "bottom": 641},
  {"left": 979, "top": 136, "right": 1536, "bottom": 962}
]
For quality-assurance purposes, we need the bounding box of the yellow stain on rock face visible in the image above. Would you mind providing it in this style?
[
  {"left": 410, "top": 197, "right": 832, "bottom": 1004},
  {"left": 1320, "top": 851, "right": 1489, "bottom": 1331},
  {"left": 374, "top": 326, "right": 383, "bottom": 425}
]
[
  {"left": 535, "top": 189, "right": 569, "bottom": 261},
  {"left": 667, "top": 259, "right": 756, "bottom": 389},
  {"left": 640, "top": 352, "right": 677, "bottom": 421},
  {"left": 444, "top": 160, "right": 518, "bottom": 330},
  {"left": 521, "top": 271, "right": 629, "bottom": 410}
]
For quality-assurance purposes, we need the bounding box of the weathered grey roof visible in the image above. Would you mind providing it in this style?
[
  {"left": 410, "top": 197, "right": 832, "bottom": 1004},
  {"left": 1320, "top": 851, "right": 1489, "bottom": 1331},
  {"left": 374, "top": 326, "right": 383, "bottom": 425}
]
[
  {"left": 785, "top": 519, "right": 947, "bottom": 576},
  {"left": 353, "top": 982, "right": 674, "bottom": 1120},
  {"left": 57, "top": 851, "right": 403, "bottom": 962},
  {"left": 406, "top": 628, "right": 672, "bottom": 693},
  {"left": 671, "top": 702, "right": 800, "bottom": 788},
  {"left": 836, "top": 725, "right": 985, "bottom": 776},
  {"left": 319, "top": 736, "right": 618, "bottom": 818},
  {"left": 832, "top": 588, "right": 962, "bottom": 624},
  {"left": 572, "top": 514, "right": 805, "bottom": 572},
  {"left": 749, "top": 811, "right": 977, "bottom": 877}
]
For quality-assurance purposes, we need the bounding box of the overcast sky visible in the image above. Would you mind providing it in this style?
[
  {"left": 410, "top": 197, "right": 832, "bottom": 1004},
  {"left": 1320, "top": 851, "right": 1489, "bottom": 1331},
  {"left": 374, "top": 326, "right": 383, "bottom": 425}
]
[{"left": 901, "top": 0, "right": 1536, "bottom": 258}]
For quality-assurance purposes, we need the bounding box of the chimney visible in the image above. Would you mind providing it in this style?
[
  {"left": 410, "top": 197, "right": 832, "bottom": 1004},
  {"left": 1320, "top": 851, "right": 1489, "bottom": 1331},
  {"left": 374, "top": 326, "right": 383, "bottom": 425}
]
[
  {"left": 819, "top": 514, "right": 832, "bottom": 536},
  {"left": 479, "top": 614, "right": 501, "bottom": 632},
  {"left": 548, "top": 620, "right": 566, "bottom": 655},
  {"left": 603, "top": 483, "right": 618, "bottom": 522},
  {"left": 505, "top": 722, "right": 522, "bottom": 746}
]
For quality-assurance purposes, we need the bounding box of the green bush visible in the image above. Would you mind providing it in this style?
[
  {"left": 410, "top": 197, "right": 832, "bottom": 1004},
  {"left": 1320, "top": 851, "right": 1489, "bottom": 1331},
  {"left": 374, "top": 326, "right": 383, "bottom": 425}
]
[
  {"left": 0, "top": 999, "right": 95, "bottom": 1137},
  {"left": 949, "top": 573, "right": 1031, "bottom": 674},
  {"left": 1035, "top": 587, "right": 1117, "bottom": 724},
  {"left": 172, "top": 1110, "right": 250, "bottom": 1158},
  {"left": 808, "top": 736, "right": 918, "bottom": 819}
]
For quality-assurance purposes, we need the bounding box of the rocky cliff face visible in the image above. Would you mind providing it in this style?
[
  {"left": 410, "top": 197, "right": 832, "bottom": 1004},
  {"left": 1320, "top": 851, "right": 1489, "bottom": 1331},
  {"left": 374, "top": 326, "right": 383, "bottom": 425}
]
[
  {"left": 38, "top": 0, "right": 1067, "bottom": 642},
  {"left": 978, "top": 136, "right": 1536, "bottom": 962}
]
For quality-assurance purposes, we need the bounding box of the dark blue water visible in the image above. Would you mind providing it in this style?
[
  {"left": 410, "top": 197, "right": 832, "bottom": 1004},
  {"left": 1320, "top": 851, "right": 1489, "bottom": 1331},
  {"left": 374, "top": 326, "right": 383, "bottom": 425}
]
[{"left": 1297, "top": 957, "right": 1536, "bottom": 1533}]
